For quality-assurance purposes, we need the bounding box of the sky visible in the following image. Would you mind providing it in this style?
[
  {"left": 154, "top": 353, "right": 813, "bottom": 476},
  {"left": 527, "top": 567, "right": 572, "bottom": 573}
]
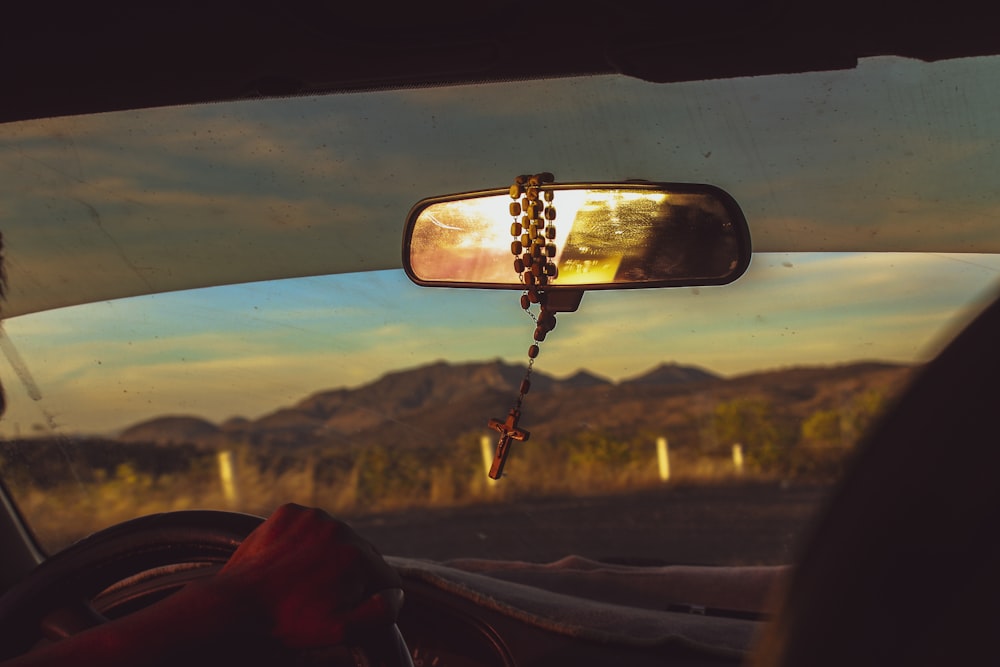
[
  {"left": 2, "top": 56, "right": 1000, "bottom": 436},
  {"left": 2, "top": 252, "right": 999, "bottom": 437}
]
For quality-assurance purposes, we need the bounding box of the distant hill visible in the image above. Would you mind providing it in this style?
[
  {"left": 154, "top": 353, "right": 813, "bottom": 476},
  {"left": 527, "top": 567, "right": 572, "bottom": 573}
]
[
  {"left": 119, "top": 415, "right": 220, "bottom": 446},
  {"left": 557, "top": 370, "right": 613, "bottom": 389},
  {"left": 293, "top": 359, "right": 549, "bottom": 419},
  {"left": 121, "top": 359, "right": 557, "bottom": 446},
  {"left": 117, "top": 359, "right": 914, "bottom": 450},
  {"left": 621, "top": 362, "right": 719, "bottom": 386}
]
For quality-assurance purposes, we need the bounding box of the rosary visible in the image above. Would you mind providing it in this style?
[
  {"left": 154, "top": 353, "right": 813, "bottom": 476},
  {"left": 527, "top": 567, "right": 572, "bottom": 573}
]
[{"left": 487, "top": 172, "right": 561, "bottom": 479}]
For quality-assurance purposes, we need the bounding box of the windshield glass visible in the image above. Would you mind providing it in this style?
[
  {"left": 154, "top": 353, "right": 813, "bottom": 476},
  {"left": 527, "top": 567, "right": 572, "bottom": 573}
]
[
  {"left": 3, "top": 254, "right": 999, "bottom": 561},
  {"left": 2, "top": 55, "right": 1000, "bottom": 564}
]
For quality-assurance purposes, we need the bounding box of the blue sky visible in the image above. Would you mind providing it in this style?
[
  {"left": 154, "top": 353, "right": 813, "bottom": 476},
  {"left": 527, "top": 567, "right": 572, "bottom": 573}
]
[{"left": 2, "top": 251, "right": 999, "bottom": 436}]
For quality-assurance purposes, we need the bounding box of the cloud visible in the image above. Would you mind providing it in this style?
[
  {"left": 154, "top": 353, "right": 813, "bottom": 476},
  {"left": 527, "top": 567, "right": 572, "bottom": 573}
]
[
  {"left": 540, "top": 253, "right": 1000, "bottom": 377},
  {"left": 8, "top": 252, "right": 997, "bottom": 435},
  {"left": 2, "top": 255, "right": 996, "bottom": 435}
]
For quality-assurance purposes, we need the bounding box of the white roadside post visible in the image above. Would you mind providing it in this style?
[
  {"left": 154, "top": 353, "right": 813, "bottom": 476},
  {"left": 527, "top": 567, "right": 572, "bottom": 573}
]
[
  {"left": 480, "top": 435, "right": 499, "bottom": 487},
  {"left": 217, "top": 450, "right": 240, "bottom": 507},
  {"left": 732, "top": 443, "right": 744, "bottom": 474},
  {"left": 657, "top": 437, "right": 671, "bottom": 482}
]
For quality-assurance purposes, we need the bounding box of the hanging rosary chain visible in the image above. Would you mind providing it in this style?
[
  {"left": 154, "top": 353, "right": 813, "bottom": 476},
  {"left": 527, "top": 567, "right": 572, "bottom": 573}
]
[
  {"left": 485, "top": 172, "right": 559, "bottom": 480},
  {"left": 508, "top": 172, "right": 558, "bottom": 409},
  {"left": 509, "top": 172, "right": 558, "bottom": 321},
  {"left": 513, "top": 357, "right": 536, "bottom": 411}
]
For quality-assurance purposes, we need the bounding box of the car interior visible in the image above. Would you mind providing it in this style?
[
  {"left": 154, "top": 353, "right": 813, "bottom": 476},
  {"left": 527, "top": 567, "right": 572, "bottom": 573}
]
[{"left": 1, "top": 2, "right": 999, "bottom": 665}]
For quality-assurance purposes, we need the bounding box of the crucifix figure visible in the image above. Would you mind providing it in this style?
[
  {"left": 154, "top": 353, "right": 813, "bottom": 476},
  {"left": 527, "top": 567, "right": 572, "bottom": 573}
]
[{"left": 487, "top": 408, "right": 530, "bottom": 479}]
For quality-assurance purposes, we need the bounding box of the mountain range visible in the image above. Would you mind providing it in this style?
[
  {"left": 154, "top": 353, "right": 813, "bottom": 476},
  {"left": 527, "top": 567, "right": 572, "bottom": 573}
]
[{"left": 118, "top": 359, "right": 913, "bottom": 451}]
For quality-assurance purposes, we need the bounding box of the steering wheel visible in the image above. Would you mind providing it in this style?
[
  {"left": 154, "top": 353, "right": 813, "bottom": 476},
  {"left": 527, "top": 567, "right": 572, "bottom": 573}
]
[{"left": 0, "top": 510, "right": 412, "bottom": 666}]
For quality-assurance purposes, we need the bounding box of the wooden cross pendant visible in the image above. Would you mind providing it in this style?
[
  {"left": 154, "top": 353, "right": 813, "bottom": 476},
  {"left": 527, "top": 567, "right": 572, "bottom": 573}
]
[{"left": 487, "top": 408, "right": 530, "bottom": 479}]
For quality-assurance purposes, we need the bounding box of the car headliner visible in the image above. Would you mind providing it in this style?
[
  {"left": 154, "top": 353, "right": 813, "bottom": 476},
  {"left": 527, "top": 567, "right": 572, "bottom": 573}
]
[
  {"left": 2, "top": 3, "right": 999, "bottom": 318},
  {"left": 4, "top": 2, "right": 999, "bottom": 125}
]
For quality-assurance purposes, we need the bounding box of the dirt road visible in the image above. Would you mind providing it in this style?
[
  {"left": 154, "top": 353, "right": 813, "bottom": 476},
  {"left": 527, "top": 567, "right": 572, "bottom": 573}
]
[{"left": 350, "top": 481, "right": 832, "bottom": 565}]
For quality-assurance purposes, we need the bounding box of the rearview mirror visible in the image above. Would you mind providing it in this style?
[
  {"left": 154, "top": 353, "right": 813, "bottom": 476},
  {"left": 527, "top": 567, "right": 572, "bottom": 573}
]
[{"left": 403, "top": 182, "right": 751, "bottom": 290}]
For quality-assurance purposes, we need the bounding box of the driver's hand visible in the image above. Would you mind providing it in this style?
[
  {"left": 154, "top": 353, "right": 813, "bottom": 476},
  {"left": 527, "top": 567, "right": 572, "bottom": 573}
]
[
  {"left": 0, "top": 505, "right": 401, "bottom": 666},
  {"left": 210, "top": 503, "right": 403, "bottom": 648}
]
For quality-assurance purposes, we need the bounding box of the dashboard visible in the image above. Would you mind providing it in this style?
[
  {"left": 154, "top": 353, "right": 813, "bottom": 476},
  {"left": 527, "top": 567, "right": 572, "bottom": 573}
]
[
  {"left": 397, "top": 576, "right": 747, "bottom": 667},
  {"left": 70, "top": 559, "right": 754, "bottom": 666}
]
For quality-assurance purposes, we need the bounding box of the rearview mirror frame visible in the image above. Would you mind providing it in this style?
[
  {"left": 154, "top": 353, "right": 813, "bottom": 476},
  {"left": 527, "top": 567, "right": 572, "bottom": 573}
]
[{"left": 402, "top": 181, "right": 752, "bottom": 291}]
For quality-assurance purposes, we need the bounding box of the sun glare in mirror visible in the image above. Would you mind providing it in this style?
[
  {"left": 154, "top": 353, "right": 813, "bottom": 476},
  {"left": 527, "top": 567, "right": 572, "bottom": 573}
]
[{"left": 404, "top": 184, "right": 750, "bottom": 290}]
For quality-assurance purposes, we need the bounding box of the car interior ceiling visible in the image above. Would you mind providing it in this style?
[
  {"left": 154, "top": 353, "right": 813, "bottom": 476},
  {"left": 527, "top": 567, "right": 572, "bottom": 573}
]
[
  {"left": 3, "top": 2, "right": 1000, "bottom": 664},
  {"left": 2, "top": 1, "right": 999, "bottom": 124}
]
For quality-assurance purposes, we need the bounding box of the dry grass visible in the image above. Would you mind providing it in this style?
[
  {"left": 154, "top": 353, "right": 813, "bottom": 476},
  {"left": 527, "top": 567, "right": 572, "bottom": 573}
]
[{"left": 10, "top": 440, "right": 807, "bottom": 553}]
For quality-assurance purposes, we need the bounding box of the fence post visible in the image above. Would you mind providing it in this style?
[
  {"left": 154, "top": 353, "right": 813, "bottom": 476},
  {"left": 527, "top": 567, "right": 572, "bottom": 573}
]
[
  {"left": 480, "top": 436, "right": 498, "bottom": 487},
  {"left": 656, "top": 437, "right": 671, "bottom": 482},
  {"left": 732, "top": 443, "right": 744, "bottom": 474},
  {"left": 217, "top": 450, "right": 240, "bottom": 507}
]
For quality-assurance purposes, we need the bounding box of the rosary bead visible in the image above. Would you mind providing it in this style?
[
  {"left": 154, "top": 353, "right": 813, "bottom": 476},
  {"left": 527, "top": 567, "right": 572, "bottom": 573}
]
[{"left": 505, "top": 174, "right": 562, "bottom": 444}]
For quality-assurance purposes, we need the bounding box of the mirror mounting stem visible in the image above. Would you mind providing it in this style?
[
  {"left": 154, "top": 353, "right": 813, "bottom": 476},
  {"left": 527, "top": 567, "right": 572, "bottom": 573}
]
[{"left": 541, "top": 290, "right": 584, "bottom": 313}]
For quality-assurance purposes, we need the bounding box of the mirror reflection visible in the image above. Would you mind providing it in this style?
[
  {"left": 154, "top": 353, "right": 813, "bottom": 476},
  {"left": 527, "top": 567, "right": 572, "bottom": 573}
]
[{"left": 404, "top": 184, "right": 751, "bottom": 290}]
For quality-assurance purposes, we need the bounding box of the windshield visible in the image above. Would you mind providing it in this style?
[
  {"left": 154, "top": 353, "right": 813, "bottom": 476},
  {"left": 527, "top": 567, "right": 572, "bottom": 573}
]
[{"left": 2, "top": 55, "right": 1000, "bottom": 564}]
